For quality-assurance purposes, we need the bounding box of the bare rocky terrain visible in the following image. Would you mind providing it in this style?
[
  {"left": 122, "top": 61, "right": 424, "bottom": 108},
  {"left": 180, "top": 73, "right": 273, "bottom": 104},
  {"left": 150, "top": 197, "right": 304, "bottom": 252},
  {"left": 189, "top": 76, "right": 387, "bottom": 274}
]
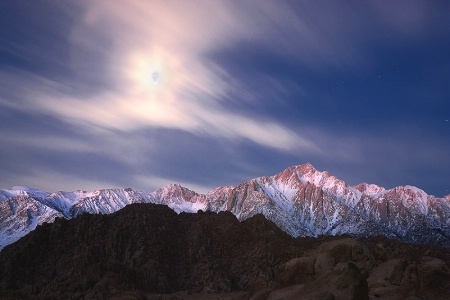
[{"left": 0, "top": 203, "right": 448, "bottom": 300}]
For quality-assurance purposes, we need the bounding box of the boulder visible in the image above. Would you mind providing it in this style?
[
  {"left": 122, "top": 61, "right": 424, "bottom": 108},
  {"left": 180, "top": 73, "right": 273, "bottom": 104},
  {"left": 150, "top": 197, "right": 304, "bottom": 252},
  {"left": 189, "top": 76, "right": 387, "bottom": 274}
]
[
  {"left": 367, "top": 259, "right": 407, "bottom": 290},
  {"left": 318, "top": 238, "right": 371, "bottom": 263},
  {"left": 273, "top": 262, "right": 368, "bottom": 300},
  {"left": 314, "top": 252, "right": 336, "bottom": 277},
  {"left": 266, "top": 284, "right": 305, "bottom": 300},
  {"left": 417, "top": 257, "right": 450, "bottom": 300},
  {"left": 277, "top": 256, "right": 316, "bottom": 286}
]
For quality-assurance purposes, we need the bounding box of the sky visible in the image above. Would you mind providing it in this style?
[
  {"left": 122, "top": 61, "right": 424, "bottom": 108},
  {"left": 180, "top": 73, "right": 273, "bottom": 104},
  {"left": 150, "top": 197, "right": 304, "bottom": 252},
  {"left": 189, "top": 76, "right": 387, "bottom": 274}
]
[{"left": 0, "top": 0, "right": 449, "bottom": 197}]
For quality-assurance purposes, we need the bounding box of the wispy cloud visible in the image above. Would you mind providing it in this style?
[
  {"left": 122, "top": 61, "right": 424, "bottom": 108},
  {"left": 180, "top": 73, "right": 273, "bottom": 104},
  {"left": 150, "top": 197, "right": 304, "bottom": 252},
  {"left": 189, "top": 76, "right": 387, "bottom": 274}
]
[
  {"left": 134, "top": 174, "right": 214, "bottom": 195},
  {"left": 3, "top": 1, "right": 438, "bottom": 153},
  {"left": 0, "top": 0, "right": 326, "bottom": 153},
  {"left": 3, "top": 167, "right": 118, "bottom": 193}
]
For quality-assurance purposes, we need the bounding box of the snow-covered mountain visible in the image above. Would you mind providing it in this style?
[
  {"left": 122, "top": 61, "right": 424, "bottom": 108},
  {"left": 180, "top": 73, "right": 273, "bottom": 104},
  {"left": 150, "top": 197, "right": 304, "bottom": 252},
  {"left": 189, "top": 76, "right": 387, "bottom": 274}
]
[
  {"left": 1, "top": 163, "right": 449, "bottom": 250},
  {"left": 205, "top": 164, "right": 450, "bottom": 246}
]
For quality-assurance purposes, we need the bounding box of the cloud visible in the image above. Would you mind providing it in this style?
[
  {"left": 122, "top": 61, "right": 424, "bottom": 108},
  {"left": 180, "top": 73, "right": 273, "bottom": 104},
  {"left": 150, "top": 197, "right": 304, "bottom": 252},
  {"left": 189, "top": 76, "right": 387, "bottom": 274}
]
[
  {"left": 2, "top": 167, "right": 118, "bottom": 193},
  {"left": 0, "top": 132, "right": 94, "bottom": 154},
  {"left": 0, "top": 0, "right": 323, "bottom": 153},
  {"left": 368, "top": 0, "right": 437, "bottom": 37},
  {"left": 134, "top": 174, "right": 214, "bottom": 195},
  {"left": 5, "top": 1, "right": 439, "bottom": 154}
]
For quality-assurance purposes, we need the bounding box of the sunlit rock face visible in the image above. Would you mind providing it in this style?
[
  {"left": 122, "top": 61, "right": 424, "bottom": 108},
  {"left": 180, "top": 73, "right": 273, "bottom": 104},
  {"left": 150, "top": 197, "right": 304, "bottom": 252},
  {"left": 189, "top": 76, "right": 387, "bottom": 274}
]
[
  {"left": 204, "top": 163, "right": 450, "bottom": 247},
  {"left": 1, "top": 163, "right": 449, "bottom": 251}
]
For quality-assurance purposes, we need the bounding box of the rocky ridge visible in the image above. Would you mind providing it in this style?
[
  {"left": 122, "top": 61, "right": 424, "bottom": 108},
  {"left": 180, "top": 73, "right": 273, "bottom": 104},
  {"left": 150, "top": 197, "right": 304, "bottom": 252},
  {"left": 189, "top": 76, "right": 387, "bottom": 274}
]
[
  {"left": 0, "top": 203, "right": 448, "bottom": 299},
  {"left": 1, "top": 163, "right": 449, "bottom": 251}
]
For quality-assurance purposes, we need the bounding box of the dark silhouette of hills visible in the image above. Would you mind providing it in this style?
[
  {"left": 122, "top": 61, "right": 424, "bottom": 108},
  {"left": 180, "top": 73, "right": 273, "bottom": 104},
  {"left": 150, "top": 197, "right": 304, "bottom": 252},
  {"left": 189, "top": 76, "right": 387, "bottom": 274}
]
[{"left": 0, "top": 203, "right": 449, "bottom": 299}]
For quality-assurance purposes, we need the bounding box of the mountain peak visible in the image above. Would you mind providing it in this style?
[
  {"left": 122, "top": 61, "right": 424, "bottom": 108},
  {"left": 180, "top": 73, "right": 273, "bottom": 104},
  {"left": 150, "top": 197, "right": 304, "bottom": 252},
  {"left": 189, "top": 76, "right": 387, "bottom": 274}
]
[
  {"left": 288, "top": 163, "right": 337, "bottom": 187},
  {"left": 155, "top": 183, "right": 200, "bottom": 203},
  {"left": 270, "top": 163, "right": 316, "bottom": 177},
  {"left": 293, "top": 162, "right": 317, "bottom": 173},
  {"left": 354, "top": 183, "right": 385, "bottom": 196}
]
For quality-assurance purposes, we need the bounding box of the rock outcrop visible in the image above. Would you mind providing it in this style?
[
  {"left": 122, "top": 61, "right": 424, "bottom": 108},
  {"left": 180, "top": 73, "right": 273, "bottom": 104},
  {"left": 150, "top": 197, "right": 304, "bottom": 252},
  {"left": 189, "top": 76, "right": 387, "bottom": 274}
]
[{"left": 0, "top": 203, "right": 448, "bottom": 299}]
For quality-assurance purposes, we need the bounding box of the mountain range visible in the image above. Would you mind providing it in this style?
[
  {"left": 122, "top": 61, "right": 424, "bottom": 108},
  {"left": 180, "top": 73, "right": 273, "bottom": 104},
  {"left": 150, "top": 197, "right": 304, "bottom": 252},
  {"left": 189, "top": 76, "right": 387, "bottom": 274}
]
[{"left": 1, "top": 163, "right": 449, "bottom": 251}]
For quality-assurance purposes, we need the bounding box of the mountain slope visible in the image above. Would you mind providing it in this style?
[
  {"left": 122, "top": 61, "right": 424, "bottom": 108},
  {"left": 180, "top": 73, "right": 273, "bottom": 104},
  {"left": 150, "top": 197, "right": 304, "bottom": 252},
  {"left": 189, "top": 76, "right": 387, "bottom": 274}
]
[
  {"left": 0, "top": 204, "right": 299, "bottom": 298},
  {"left": 205, "top": 164, "right": 450, "bottom": 246},
  {"left": 1, "top": 163, "right": 449, "bottom": 250},
  {"left": 0, "top": 203, "right": 449, "bottom": 299}
]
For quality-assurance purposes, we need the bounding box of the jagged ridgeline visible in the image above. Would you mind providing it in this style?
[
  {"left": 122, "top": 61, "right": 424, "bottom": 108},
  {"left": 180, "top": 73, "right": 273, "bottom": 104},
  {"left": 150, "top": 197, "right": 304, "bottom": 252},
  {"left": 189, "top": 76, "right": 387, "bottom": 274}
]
[
  {"left": 1, "top": 163, "right": 449, "bottom": 251},
  {"left": 0, "top": 203, "right": 449, "bottom": 299}
]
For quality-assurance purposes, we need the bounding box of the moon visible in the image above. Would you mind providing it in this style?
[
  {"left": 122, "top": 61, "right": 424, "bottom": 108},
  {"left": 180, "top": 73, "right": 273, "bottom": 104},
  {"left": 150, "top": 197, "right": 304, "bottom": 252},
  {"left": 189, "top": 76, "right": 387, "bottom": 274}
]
[
  {"left": 152, "top": 72, "right": 159, "bottom": 83},
  {"left": 124, "top": 51, "right": 169, "bottom": 95}
]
